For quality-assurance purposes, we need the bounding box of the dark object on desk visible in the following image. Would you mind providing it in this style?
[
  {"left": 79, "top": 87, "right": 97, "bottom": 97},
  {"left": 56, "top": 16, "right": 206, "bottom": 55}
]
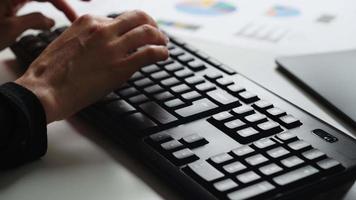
[
  {"left": 277, "top": 50, "right": 356, "bottom": 128},
  {"left": 10, "top": 14, "right": 356, "bottom": 200}
]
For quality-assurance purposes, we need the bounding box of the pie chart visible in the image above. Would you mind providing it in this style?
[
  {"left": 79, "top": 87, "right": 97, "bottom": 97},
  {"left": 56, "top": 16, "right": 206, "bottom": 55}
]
[
  {"left": 266, "top": 5, "right": 301, "bottom": 17},
  {"left": 176, "top": 0, "right": 237, "bottom": 16}
]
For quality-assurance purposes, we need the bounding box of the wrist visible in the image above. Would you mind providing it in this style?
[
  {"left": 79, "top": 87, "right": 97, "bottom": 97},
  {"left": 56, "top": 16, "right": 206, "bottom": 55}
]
[{"left": 15, "top": 74, "right": 57, "bottom": 123}]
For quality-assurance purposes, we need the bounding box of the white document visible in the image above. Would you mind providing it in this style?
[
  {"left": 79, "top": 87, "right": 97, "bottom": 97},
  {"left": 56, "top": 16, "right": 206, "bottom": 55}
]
[{"left": 18, "top": 0, "right": 356, "bottom": 55}]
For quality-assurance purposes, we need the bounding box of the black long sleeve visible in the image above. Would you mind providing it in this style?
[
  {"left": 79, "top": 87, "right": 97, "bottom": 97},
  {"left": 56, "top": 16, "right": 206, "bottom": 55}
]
[{"left": 0, "top": 82, "right": 47, "bottom": 169}]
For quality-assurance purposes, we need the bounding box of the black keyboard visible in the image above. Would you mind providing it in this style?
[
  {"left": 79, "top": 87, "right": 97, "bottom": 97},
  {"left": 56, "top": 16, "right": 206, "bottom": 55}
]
[{"left": 10, "top": 14, "right": 356, "bottom": 200}]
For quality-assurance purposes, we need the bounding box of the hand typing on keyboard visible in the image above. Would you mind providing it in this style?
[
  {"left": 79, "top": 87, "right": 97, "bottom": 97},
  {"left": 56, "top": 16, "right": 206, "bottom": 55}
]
[
  {"left": 0, "top": 0, "right": 90, "bottom": 51},
  {"left": 13, "top": 10, "right": 169, "bottom": 123}
]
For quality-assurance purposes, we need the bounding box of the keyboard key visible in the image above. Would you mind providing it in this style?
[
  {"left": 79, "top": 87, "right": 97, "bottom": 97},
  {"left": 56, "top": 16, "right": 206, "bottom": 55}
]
[
  {"left": 253, "top": 138, "right": 276, "bottom": 149},
  {"left": 273, "top": 166, "right": 319, "bottom": 186},
  {"left": 187, "top": 160, "right": 224, "bottom": 181},
  {"left": 185, "top": 76, "right": 205, "bottom": 85},
  {"left": 257, "top": 121, "right": 283, "bottom": 134},
  {"left": 104, "top": 100, "right": 136, "bottom": 116},
  {"left": 267, "top": 147, "right": 290, "bottom": 159},
  {"left": 161, "top": 77, "right": 180, "bottom": 87},
  {"left": 204, "top": 72, "right": 223, "bottom": 80},
  {"left": 216, "top": 78, "right": 234, "bottom": 87},
  {"left": 253, "top": 100, "right": 273, "bottom": 110},
  {"left": 175, "top": 98, "right": 218, "bottom": 118},
  {"left": 128, "top": 94, "right": 149, "bottom": 104},
  {"left": 140, "top": 102, "right": 178, "bottom": 124},
  {"left": 96, "top": 92, "right": 120, "bottom": 104},
  {"left": 167, "top": 43, "right": 176, "bottom": 50},
  {"left": 154, "top": 91, "right": 174, "bottom": 101},
  {"left": 281, "top": 156, "right": 304, "bottom": 168},
  {"left": 157, "top": 57, "right": 174, "bottom": 66},
  {"left": 144, "top": 84, "right": 164, "bottom": 94},
  {"left": 266, "top": 107, "right": 286, "bottom": 117},
  {"left": 165, "top": 99, "right": 185, "bottom": 108},
  {"left": 38, "top": 31, "right": 57, "bottom": 43},
  {"left": 276, "top": 131, "right": 297, "bottom": 142},
  {"left": 231, "top": 146, "right": 255, "bottom": 157},
  {"left": 245, "top": 113, "right": 267, "bottom": 124},
  {"left": 169, "top": 48, "right": 185, "bottom": 57},
  {"left": 279, "top": 115, "right": 303, "bottom": 129},
  {"left": 149, "top": 131, "right": 172, "bottom": 143},
  {"left": 317, "top": 158, "right": 342, "bottom": 170},
  {"left": 302, "top": 149, "right": 326, "bottom": 160},
  {"left": 223, "top": 161, "right": 246, "bottom": 174},
  {"left": 151, "top": 71, "right": 170, "bottom": 80},
  {"left": 224, "top": 119, "right": 246, "bottom": 130},
  {"left": 172, "top": 148, "right": 199, "bottom": 165},
  {"left": 54, "top": 26, "right": 68, "bottom": 34},
  {"left": 181, "top": 91, "right": 202, "bottom": 101},
  {"left": 245, "top": 154, "right": 269, "bottom": 166},
  {"left": 195, "top": 82, "right": 216, "bottom": 92},
  {"left": 117, "top": 87, "right": 139, "bottom": 97},
  {"left": 171, "top": 84, "right": 191, "bottom": 94},
  {"left": 227, "top": 181, "right": 275, "bottom": 200},
  {"left": 213, "top": 179, "right": 238, "bottom": 192},
  {"left": 210, "top": 153, "right": 234, "bottom": 164},
  {"left": 227, "top": 84, "right": 245, "bottom": 93},
  {"left": 123, "top": 112, "right": 157, "bottom": 130},
  {"left": 174, "top": 68, "right": 194, "bottom": 78},
  {"left": 212, "top": 111, "right": 234, "bottom": 122},
  {"left": 187, "top": 60, "right": 206, "bottom": 71},
  {"left": 177, "top": 54, "right": 194, "bottom": 63},
  {"left": 134, "top": 78, "right": 154, "bottom": 88},
  {"left": 288, "top": 140, "right": 311, "bottom": 151},
  {"left": 29, "top": 41, "right": 46, "bottom": 55},
  {"left": 237, "top": 171, "right": 261, "bottom": 184},
  {"left": 259, "top": 163, "right": 283, "bottom": 176},
  {"left": 164, "top": 62, "right": 184, "bottom": 72},
  {"left": 181, "top": 134, "right": 208, "bottom": 148},
  {"left": 161, "top": 140, "right": 184, "bottom": 151},
  {"left": 237, "top": 127, "right": 259, "bottom": 138},
  {"left": 231, "top": 105, "right": 254, "bottom": 116},
  {"left": 129, "top": 71, "right": 144, "bottom": 81},
  {"left": 19, "top": 35, "right": 39, "bottom": 46},
  {"left": 207, "top": 89, "right": 240, "bottom": 106},
  {"left": 238, "top": 91, "right": 260, "bottom": 103},
  {"left": 141, "top": 64, "right": 160, "bottom": 74}
]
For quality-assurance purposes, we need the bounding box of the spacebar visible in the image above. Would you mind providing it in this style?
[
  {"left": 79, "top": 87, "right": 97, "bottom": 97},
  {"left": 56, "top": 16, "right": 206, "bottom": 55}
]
[{"left": 175, "top": 98, "right": 218, "bottom": 118}]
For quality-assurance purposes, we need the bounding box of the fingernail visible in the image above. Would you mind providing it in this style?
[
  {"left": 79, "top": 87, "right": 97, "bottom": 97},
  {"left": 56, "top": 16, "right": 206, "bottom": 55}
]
[
  {"left": 47, "top": 19, "right": 55, "bottom": 27},
  {"left": 164, "top": 35, "right": 170, "bottom": 43}
]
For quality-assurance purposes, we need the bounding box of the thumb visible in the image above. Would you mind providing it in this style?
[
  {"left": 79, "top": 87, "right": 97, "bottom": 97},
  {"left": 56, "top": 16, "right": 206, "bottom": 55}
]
[{"left": 12, "top": 12, "right": 55, "bottom": 36}]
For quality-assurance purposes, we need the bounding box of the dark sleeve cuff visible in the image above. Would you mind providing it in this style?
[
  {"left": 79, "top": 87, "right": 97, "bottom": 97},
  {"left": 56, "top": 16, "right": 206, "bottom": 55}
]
[{"left": 0, "top": 82, "right": 47, "bottom": 168}]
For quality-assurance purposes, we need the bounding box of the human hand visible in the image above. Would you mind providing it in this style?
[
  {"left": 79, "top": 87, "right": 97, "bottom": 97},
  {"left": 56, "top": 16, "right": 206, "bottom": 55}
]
[
  {"left": 15, "top": 11, "right": 169, "bottom": 123},
  {"left": 0, "top": 0, "right": 89, "bottom": 51}
]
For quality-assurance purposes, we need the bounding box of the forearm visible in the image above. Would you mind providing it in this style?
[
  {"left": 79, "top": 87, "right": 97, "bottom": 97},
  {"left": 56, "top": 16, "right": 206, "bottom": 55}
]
[{"left": 0, "top": 82, "right": 47, "bottom": 169}]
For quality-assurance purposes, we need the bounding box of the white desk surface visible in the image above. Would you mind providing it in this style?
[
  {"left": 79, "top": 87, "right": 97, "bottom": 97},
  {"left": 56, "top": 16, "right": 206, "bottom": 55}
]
[{"left": 0, "top": 2, "right": 356, "bottom": 200}]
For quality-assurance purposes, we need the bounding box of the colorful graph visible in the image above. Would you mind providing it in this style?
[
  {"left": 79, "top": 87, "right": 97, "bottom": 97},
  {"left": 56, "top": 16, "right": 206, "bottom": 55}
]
[
  {"left": 157, "top": 19, "right": 201, "bottom": 31},
  {"left": 176, "top": 0, "right": 236, "bottom": 16},
  {"left": 266, "top": 5, "right": 300, "bottom": 17}
]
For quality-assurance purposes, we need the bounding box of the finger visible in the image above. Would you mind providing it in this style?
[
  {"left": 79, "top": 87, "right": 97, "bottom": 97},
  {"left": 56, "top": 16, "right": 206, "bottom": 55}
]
[
  {"left": 118, "top": 45, "right": 169, "bottom": 73},
  {"left": 112, "top": 10, "right": 158, "bottom": 36},
  {"left": 11, "top": 12, "right": 55, "bottom": 36},
  {"left": 118, "top": 24, "right": 168, "bottom": 54},
  {"left": 49, "top": 0, "right": 78, "bottom": 22}
]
